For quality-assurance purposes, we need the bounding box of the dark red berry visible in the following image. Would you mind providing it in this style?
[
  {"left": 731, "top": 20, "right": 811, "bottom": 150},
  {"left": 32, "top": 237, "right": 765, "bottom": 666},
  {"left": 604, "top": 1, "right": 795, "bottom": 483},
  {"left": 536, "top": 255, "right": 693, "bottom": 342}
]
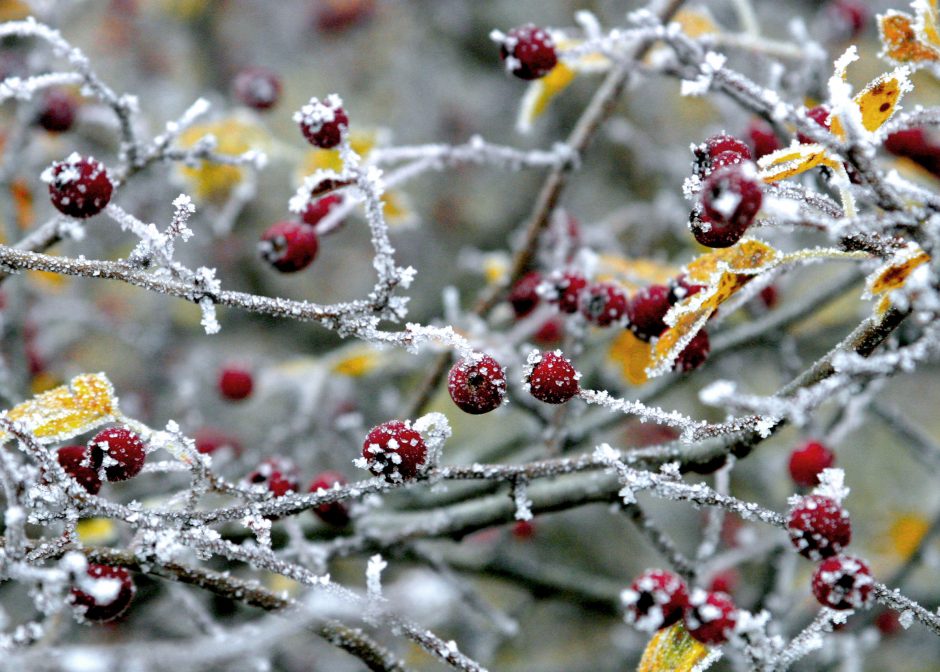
[
  {"left": 812, "top": 555, "right": 873, "bottom": 610},
  {"left": 301, "top": 194, "right": 343, "bottom": 229},
  {"left": 675, "top": 329, "right": 710, "bottom": 373},
  {"left": 544, "top": 270, "right": 587, "bottom": 314},
  {"left": 218, "top": 366, "right": 253, "bottom": 401},
  {"left": 194, "top": 427, "right": 242, "bottom": 455},
  {"left": 710, "top": 150, "right": 749, "bottom": 171},
  {"left": 626, "top": 284, "right": 672, "bottom": 341},
  {"left": 748, "top": 119, "right": 781, "bottom": 159},
  {"left": 508, "top": 271, "right": 542, "bottom": 318},
  {"left": 88, "top": 428, "right": 146, "bottom": 482},
  {"left": 693, "top": 133, "right": 751, "bottom": 177},
  {"left": 524, "top": 350, "right": 580, "bottom": 404},
  {"left": 512, "top": 519, "right": 536, "bottom": 539},
  {"left": 44, "top": 154, "right": 113, "bottom": 219},
  {"left": 788, "top": 441, "right": 836, "bottom": 488},
  {"left": 787, "top": 495, "right": 851, "bottom": 560},
  {"left": 580, "top": 282, "right": 628, "bottom": 327},
  {"left": 295, "top": 95, "right": 348, "bottom": 149},
  {"left": 308, "top": 471, "right": 350, "bottom": 526},
  {"left": 708, "top": 569, "right": 739, "bottom": 595},
  {"left": 798, "top": 106, "right": 831, "bottom": 144},
  {"left": 668, "top": 275, "right": 706, "bottom": 305},
  {"left": 759, "top": 284, "right": 779, "bottom": 309},
  {"left": 258, "top": 221, "right": 319, "bottom": 273},
  {"left": 56, "top": 445, "right": 101, "bottom": 495},
  {"left": 875, "top": 610, "right": 903, "bottom": 636},
  {"left": 247, "top": 457, "right": 300, "bottom": 497},
  {"left": 497, "top": 24, "right": 558, "bottom": 80},
  {"left": 314, "top": 0, "right": 376, "bottom": 33},
  {"left": 621, "top": 569, "right": 689, "bottom": 632},
  {"left": 362, "top": 420, "right": 427, "bottom": 482},
  {"left": 233, "top": 66, "right": 282, "bottom": 111},
  {"left": 684, "top": 590, "right": 738, "bottom": 645},
  {"left": 827, "top": 0, "right": 869, "bottom": 39},
  {"left": 533, "top": 317, "right": 564, "bottom": 345},
  {"left": 884, "top": 128, "right": 931, "bottom": 158},
  {"left": 700, "top": 164, "right": 762, "bottom": 243},
  {"left": 70, "top": 564, "right": 135, "bottom": 623},
  {"left": 448, "top": 354, "right": 506, "bottom": 414},
  {"left": 36, "top": 88, "right": 77, "bottom": 132}
]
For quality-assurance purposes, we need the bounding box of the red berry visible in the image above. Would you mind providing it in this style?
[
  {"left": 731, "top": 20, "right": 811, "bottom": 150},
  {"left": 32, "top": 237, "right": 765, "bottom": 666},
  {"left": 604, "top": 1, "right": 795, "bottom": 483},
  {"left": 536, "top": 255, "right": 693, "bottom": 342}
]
[
  {"left": 43, "top": 154, "right": 113, "bottom": 219},
  {"left": 884, "top": 128, "right": 931, "bottom": 158},
  {"left": 88, "top": 428, "right": 146, "bottom": 482},
  {"left": 875, "top": 610, "right": 903, "bottom": 636},
  {"left": 798, "top": 106, "right": 831, "bottom": 144},
  {"left": 295, "top": 95, "right": 348, "bottom": 149},
  {"left": 675, "top": 329, "right": 710, "bottom": 373},
  {"left": 533, "top": 317, "right": 564, "bottom": 345},
  {"left": 497, "top": 24, "right": 558, "bottom": 80},
  {"left": 362, "top": 420, "right": 427, "bottom": 482},
  {"left": 685, "top": 590, "right": 738, "bottom": 645},
  {"left": 301, "top": 194, "right": 343, "bottom": 229},
  {"left": 36, "top": 88, "right": 77, "bottom": 132},
  {"left": 313, "top": 0, "right": 376, "bottom": 33},
  {"left": 708, "top": 569, "right": 739, "bottom": 595},
  {"left": 258, "top": 221, "right": 319, "bottom": 273},
  {"left": 700, "top": 164, "right": 762, "bottom": 242},
  {"left": 668, "top": 275, "right": 706, "bottom": 305},
  {"left": 759, "top": 284, "right": 779, "bottom": 309},
  {"left": 508, "top": 271, "right": 542, "bottom": 318},
  {"left": 544, "top": 270, "right": 587, "bottom": 314},
  {"left": 626, "top": 284, "right": 672, "bottom": 341},
  {"left": 512, "top": 519, "right": 536, "bottom": 539},
  {"left": 448, "top": 354, "right": 507, "bottom": 415},
  {"left": 787, "top": 495, "right": 851, "bottom": 561},
  {"left": 748, "top": 119, "right": 781, "bottom": 159},
  {"left": 693, "top": 133, "right": 751, "bottom": 177},
  {"left": 70, "top": 564, "right": 135, "bottom": 623},
  {"left": 788, "top": 441, "right": 836, "bottom": 488},
  {"left": 233, "top": 66, "right": 282, "bottom": 111},
  {"left": 194, "top": 427, "right": 242, "bottom": 455},
  {"left": 827, "top": 0, "right": 869, "bottom": 39},
  {"left": 812, "top": 555, "right": 873, "bottom": 610},
  {"left": 690, "top": 208, "right": 747, "bottom": 249},
  {"left": 308, "top": 471, "right": 350, "bottom": 526},
  {"left": 56, "top": 445, "right": 101, "bottom": 495},
  {"left": 247, "top": 456, "right": 300, "bottom": 497},
  {"left": 580, "top": 282, "right": 628, "bottom": 327},
  {"left": 621, "top": 569, "right": 689, "bottom": 632},
  {"left": 218, "top": 366, "right": 253, "bottom": 401},
  {"left": 524, "top": 350, "right": 580, "bottom": 404}
]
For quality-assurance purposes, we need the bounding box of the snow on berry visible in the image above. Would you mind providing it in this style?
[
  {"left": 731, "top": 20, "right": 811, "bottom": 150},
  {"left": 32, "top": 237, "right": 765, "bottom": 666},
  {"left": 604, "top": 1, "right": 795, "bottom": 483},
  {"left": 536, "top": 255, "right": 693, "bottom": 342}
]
[
  {"left": 246, "top": 457, "right": 300, "bottom": 497},
  {"left": 42, "top": 153, "right": 113, "bottom": 219},
  {"left": 447, "top": 354, "right": 507, "bottom": 415},
  {"left": 692, "top": 133, "right": 751, "bottom": 178},
  {"left": 361, "top": 420, "right": 428, "bottom": 482},
  {"left": 787, "top": 494, "right": 852, "bottom": 561},
  {"left": 36, "top": 88, "right": 77, "bottom": 133},
  {"left": 258, "top": 220, "right": 319, "bottom": 273},
  {"left": 812, "top": 554, "right": 874, "bottom": 610},
  {"left": 88, "top": 427, "right": 146, "bottom": 482},
  {"left": 233, "top": 66, "right": 282, "bottom": 111},
  {"left": 301, "top": 193, "right": 344, "bottom": 229},
  {"left": 674, "top": 329, "right": 710, "bottom": 373},
  {"left": 308, "top": 470, "right": 350, "bottom": 527},
  {"left": 218, "top": 365, "right": 253, "bottom": 401},
  {"left": 542, "top": 270, "right": 587, "bottom": 314},
  {"left": 56, "top": 445, "right": 101, "bottom": 495},
  {"left": 700, "top": 163, "right": 762, "bottom": 244},
  {"left": 523, "top": 349, "right": 580, "bottom": 404},
  {"left": 626, "top": 284, "right": 672, "bottom": 341},
  {"left": 494, "top": 24, "right": 558, "bottom": 80},
  {"left": 70, "top": 564, "right": 135, "bottom": 623},
  {"left": 508, "top": 271, "right": 543, "bottom": 318},
  {"left": 788, "top": 441, "right": 836, "bottom": 488},
  {"left": 668, "top": 275, "right": 706, "bottom": 305},
  {"left": 580, "top": 282, "right": 628, "bottom": 327},
  {"left": 620, "top": 569, "right": 689, "bottom": 632},
  {"left": 294, "top": 94, "right": 348, "bottom": 149},
  {"left": 684, "top": 589, "right": 738, "bottom": 645}
]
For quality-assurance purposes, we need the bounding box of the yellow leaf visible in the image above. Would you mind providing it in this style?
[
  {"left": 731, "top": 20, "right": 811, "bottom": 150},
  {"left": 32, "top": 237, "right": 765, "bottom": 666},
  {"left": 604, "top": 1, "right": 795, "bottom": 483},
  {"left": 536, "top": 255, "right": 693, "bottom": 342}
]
[
  {"left": 1, "top": 373, "right": 118, "bottom": 444},
  {"left": 178, "top": 116, "right": 267, "bottom": 203},
  {"left": 878, "top": 11, "right": 940, "bottom": 68},
  {"left": 757, "top": 144, "right": 842, "bottom": 182},
  {"left": 830, "top": 69, "right": 911, "bottom": 136},
  {"left": 673, "top": 8, "right": 719, "bottom": 38},
  {"left": 297, "top": 130, "right": 379, "bottom": 179},
  {"left": 0, "top": 0, "right": 29, "bottom": 21},
  {"left": 330, "top": 345, "right": 384, "bottom": 377},
  {"left": 27, "top": 270, "right": 70, "bottom": 292},
  {"left": 77, "top": 518, "right": 118, "bottom": 545},
  {"left": 381, "top": 189, "right": 417, "bottom": 227},
  {"left": 865, "top": 243, "right": 930, "bottom": 297},
  {"left": 685, "top": 239, "right": 780, "bottom": 284},
  {"left": 917, "top": 0, "right": 940, "bottom": 49},
  {"left": 638, "top": 622, "right": 711, "bottom": 672},
  {"left": 884, "top": 512, "right": 930, "bottom": 559},
  {"left": 609, "top": 330, "right": 653, "bottom": 386},
  {"left": 517, "top": 62, "right": 576, "bottom": 133}
]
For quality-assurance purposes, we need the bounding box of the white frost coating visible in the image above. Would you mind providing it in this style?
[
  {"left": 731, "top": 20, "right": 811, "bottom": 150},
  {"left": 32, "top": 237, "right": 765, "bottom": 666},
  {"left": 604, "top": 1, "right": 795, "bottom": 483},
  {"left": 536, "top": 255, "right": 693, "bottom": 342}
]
[
  {"left": 579, "top": 389, "right": 707, "bottom": 442},
  {"left": 200, "top": 297, "right": 220, "bottom": 335},
  {"left": 366, "top": 554, "right": 387, "bottom": 601},
  {"left": 814, "top": 468, "right": 849, "bottom": 504},
  {"left": 513, "top": 480, "right": 533, "bottom": 521},
  {"left": 680, "top": 52, "right": 726, "bottom": 97},
  {"left": 413, "top": 412, "right": 451, "bottom": 472}
]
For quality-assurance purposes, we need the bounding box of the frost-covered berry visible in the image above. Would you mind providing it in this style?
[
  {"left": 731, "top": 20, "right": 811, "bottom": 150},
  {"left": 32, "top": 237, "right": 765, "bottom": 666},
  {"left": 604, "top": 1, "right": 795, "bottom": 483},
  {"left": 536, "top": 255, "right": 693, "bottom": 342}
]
[
  {"left": 534, "top": 316, "right": 564, "bottom": 345},
  {"left": 70, "top": 564, "right": 135, "bottom": 623},
  {"left": 747, "top": 119, "right": 781, "bottom": 159},
  {"left": 247, "top": 456, "right": 300, "bottom": 497},
  {"left": 36, "top": 89, "right": 77, "bottom": 132},
  {"left": 194, "top": 427, "right": 242, "bottom": 455},
  {"left": 787, "top": 494, "right": 851, "bottom": 560},
  {"left": 218, "top": 366, "right": 253, "bottom": 401},
  {"left": 798, "top": 105, "right": 831, "bottom": 144},
  {"left": 43, "top": 154, "right": 113, "bottom": 219},
  {"left": 580, "top": 282, "right": 628, "bottom": 327},
  {"left": 233, "top": 66, "right": 282, "bottom": 111},
  {"left": 684, "top": 590, "right": 738, "bottom": 645},
  {"left": 544, "top": 270, "right": 587, "bottom": 314},
  {"left": 508, "top": 271, "right": 543, "bottom": 318},
  {"left": 308, "top": 471, "right": 350, "bottom": 526},
  {"left": 621, "top": 569, "right": 689, "bottom": 632},
  {"left": 700, "top": 164, "right": 762, "bottom": 243},
  {"left": 626, "top": 284, "right": 672, "bottom": 341},
  {"left": 301, "top": 194, "right": 343, "bottom": 229},
  {"left": 675, "top": 329, "right": 710, "bottom": 373},
  {"left": 448, "top": 354, "right": 507, "bottom": 415},
  {"left": 524, "top": 350, "right": 580, "bottom": 404},
  {"left": 258, "top": 221, "right": 319, "bottom": 273},
  {"left": 693, "top": 133, "right": 751, "bottom": 177},
  {"left": 362, "top": 420, "right": 427, "bottom": 481},
  {"left": 788, "top": 441, "right": 835, "bottom": 488},
  {"left": 668, "top": 275, "right": 705, "bottom": 305},
  {"left": 812, "top": 555, "right": 874, "bottom": 610},
  {"left": 57, "top": 445, "right": 101, "bottom": 495},
  {"left": 295, "top": 94, "right": 348, "bottom": 149},
  {"left": 88, "top": 428, "right": 146, "bottom": 482},
  {"left": 496, "top": 24, "right": 557, "bottom": 80}
]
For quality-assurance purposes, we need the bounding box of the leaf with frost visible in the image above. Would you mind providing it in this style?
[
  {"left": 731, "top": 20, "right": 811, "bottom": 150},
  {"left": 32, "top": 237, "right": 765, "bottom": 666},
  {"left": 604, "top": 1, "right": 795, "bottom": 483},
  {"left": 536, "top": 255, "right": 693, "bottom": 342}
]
[
  {"left": 864, "top": 242, "right": 930, "bottom": 300},
  {"left": 638, "top": 622, "right": 711, "bottom": 672},
  {"left": 878, "top": 3, "right": 940, "bottom": 75},
  {"left": 757, "top": 143, "right": 843, "bottom": 182},
  {"left": 608, "top": 329, "right": 653, "bottom": 385}
]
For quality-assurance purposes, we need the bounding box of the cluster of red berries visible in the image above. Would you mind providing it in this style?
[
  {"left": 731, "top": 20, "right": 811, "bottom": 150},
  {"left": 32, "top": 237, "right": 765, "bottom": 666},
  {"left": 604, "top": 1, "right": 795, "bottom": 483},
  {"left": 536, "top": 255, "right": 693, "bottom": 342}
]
[
  {"left": 690, "top": 134, "right": 763, "bottom": 249},
  {"left": 245, "top": 457, "right": 351, "bottom": 527},
  {"left": 621, "top": 569, "right": 738, "bottom": 645},
  {"left": 495, "top": 24, "right": 558, "bottom": 80},
  {"left": 787, "top": 494, "right": 873, "bottom": 610},
  {"left": 43, "top": 153, "right": 114, "bottom": 219},
  {"left": 70, "top": 563, "right": 136, "bottom": 623},
  {"left": 258, "top": 96, "right": 350, "bottom": 274},
  {"left": 627, "top": 276, "right": 710, "bottom": 372},
  {"left": 56, "top": 427, "right": 147, "bottom": 495}
]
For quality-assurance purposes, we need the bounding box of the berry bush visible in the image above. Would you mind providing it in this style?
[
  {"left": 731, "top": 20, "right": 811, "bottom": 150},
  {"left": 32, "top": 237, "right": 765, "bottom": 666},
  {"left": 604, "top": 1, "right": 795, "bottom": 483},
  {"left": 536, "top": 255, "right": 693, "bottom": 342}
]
[{"left": 0, "top": 1, "right": 939, "bottom": 671}]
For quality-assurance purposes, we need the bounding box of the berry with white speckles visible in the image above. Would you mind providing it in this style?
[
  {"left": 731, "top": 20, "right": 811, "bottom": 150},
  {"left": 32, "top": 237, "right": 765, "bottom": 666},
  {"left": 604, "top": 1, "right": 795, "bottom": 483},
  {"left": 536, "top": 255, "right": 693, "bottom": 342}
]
[
  {"left": 580, "top": 282, "right": 628, "bottom": 327},
  {"left": 308, "top": 471, "right": 350, "bottom": 526},
  {"left": 544, "top": 270, "right": 587, "bottom": 314},
  {"left": 787, "top": 494, "right": 851, "bottom": 560},
  {"left": 233, "top": 66, "right": 282, "bottom": 111},
  {"left": 448, "top": 354, "right": 506, "bottom": 414},
  {"left": 524, "top": 350, "right": 580, "bottom": 404},
  {"left": 246, "top": 456, "right": 300, "bottom": 497},
  {"left": 684, "top": 589, "right": 738, "bottom": 645},
  {"left": 258, "top": 220, "right": 319, "bottom": 273},
  {"left": 496, "top": 24, "right": 558, "bottom": 80},
  {"left": 295, "top": 94, "right": 348, "bottom": 148},
  {"left": 56, "top": 445, "right": 101, "bottom": 494},
  {"left": 43, "top": 154, "right": 113, "bottom": 219},
  {"left": 70, "top": 564, "right": 135, "bottom": 623},
  {"left": 812, "top": 554, "right": 873, "bottom": 610},
  {"left": 621, "top": 569, "right": 689, "bottom": 632},
  {"left": 88, "top": 428, "right": 146, "bottom": 482},
  {"left": 362, "top": 420, "right": 427, "bottom": 481}
]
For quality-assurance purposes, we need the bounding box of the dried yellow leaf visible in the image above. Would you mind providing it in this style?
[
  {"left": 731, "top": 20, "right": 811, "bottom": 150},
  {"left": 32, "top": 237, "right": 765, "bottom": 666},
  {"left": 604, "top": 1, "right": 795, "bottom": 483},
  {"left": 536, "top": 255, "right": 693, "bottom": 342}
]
[
  {"left": 609, "top": 329, "right": 653, "bottom": 386},
  {"left": 757, "top": 144, "right": 842, "bottom": 182},
  {"left": 865, "top": 243, "right": 930, "bottom": 297},
  {"left": 517, "top": 62, "right": 576, "bottom": 132},
  {"left": 638, "top": 622, "right": 711, "bottom": 672},
  {"left": 878, "top": 11, "right": 940, "bottom": 67}
]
